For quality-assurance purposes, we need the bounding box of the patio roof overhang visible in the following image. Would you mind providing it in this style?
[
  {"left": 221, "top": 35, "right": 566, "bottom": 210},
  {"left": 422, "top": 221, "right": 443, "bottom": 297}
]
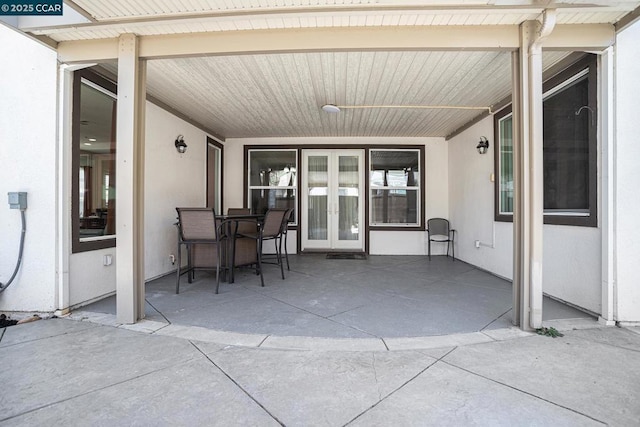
[
  {"left": 7, "top": 0, "right": 639, "bottom": 328},
  {"left": 8, "top": 0, "right": 638, "bottom": 140}
]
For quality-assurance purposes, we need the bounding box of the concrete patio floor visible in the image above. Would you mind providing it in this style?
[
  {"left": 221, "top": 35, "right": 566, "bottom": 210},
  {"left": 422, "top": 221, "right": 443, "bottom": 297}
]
[
  {"left": 2, "top": 255, "right": 637, "bottom": 425},
  {"left": 2, "top": 316, "right": 639, "bottom": 425},
  {"left": 76, "top": 254, "right": 591, "bottom": 348}
]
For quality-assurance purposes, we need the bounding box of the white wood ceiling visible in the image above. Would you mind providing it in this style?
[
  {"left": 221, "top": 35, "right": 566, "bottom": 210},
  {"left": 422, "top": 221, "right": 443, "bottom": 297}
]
[
  {"left": 132, "top": 50, "right": 567, "bottom": 138},
  {"left": 31, "top": 1, "right": 640, "bottom": 139}
]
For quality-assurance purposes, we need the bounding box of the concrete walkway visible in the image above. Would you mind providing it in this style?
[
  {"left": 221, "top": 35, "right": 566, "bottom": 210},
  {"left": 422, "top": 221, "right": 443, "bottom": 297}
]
[{"left": 2, "top": 318, "right": 639, "bottom": 426}]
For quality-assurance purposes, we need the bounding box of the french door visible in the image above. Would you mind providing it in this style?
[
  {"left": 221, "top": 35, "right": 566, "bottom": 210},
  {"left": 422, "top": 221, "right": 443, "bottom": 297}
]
[{"left": 302, "top": 149, "right": 364, "bottom": 251}]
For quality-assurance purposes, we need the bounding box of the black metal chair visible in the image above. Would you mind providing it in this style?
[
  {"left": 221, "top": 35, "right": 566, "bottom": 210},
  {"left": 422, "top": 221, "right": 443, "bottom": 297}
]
[
  {"left": 225, "top": 208, "right": 260, "bottom": 283},
  {"left": 427, "top": 218, "right": 456, "bottom": 261},
  {"left": 238, "top": 208, "right": 288, "bottom": 287},
  {"left": 175, "top": 207, "right": 230, "bottom": 294},
  {"left": 280, "top": 208, "right": 295, "bottom": 270}
]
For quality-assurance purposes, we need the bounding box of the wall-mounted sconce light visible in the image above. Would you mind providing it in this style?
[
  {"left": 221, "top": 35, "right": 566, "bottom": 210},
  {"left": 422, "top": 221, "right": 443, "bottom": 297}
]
[
  {"left": 476, "top": 136, "right": 489, "bottom": 154},
  {"left": 175, "top": 135, "right": 187, "bottom": 154}
]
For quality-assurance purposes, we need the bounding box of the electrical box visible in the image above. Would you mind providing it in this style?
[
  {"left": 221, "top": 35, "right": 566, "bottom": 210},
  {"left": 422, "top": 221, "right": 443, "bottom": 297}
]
[{"left": 8, "top": 192, "right": 27, "bottom": 210}]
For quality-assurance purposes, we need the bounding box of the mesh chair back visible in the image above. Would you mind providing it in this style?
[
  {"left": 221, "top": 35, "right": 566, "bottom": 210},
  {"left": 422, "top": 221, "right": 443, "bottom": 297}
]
[
  {"left": 177, "top": 208, "right": 217, "bottom": 240},
  {"left": 262, "top": 208, "right": 288, "bottom": 238},
  {"left": 428, "top": 218, "right": 450, "bottom": 237}
]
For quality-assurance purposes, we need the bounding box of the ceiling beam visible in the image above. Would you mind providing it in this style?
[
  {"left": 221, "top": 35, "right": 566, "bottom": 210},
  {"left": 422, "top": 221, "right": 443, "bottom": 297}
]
[
  {"left": 57, "top": 24, "right": 615, "bottom": 63},
  {"left": 543, "top": 24, "right": 615, "bottom": 50}
]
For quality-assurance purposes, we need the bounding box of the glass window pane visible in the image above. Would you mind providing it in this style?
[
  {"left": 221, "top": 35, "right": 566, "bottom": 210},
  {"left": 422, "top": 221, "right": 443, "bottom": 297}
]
[
  {"left": 249, "top": 189, "right": 296, "bottom": 217},
  {"left": 248, "top": 149, "right": 297, "bottom": 223},
  {"left": 543, "top": 73, "right": 590, "bottom": 212},
  {"left": 78, "top": 79, "right": 116, "bottom": 241},
  {"left": 371, "top": 189, "right": 419, "bottom": 225},
  {"left": 249, "top": 150, "right": 297, "bottom": 187},
  {"left": 499, "top": 115, "right": 514, "bottom": 214},
  {"left": 370, "top": 150, "right": 420, "bottom": 187},
  {"left": 369, "top": 149, "right": 420, "bottom": 226}
]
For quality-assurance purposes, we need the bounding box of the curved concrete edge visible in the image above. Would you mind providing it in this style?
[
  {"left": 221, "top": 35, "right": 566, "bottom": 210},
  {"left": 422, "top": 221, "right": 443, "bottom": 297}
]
[
  {"left": 261, "top": 335, "right": 387, "bottom": 351},
  {"left": 65, "top": 311, "right": 604, "bottom": 352}
]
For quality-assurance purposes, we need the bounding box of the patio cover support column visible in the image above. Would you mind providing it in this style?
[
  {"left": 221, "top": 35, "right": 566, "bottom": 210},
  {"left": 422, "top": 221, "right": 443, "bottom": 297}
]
[
  {"left": 600, "top": 47, "right": 616, "bottom": 325},
  {"left": 116, "top": 34, "right": 146, "bottom": 324},
  {"left": 512, "top": 14, "right": 554, "bottom": 330}
]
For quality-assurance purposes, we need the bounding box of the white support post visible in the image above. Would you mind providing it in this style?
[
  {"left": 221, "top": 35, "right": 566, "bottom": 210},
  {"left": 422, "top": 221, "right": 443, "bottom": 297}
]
[
  {"left": 600, "top": 47, "right": 616, "bottom": 325},
  {"left": 511, "top": 49, "right": 525, "bottom": 328},
  {"left": 116, "top": 34, "right": 146, "bottom": 324}
]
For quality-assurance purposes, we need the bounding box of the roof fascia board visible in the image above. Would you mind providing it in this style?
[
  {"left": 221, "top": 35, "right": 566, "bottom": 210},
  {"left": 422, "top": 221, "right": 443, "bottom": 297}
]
[{"left": 615, "top": 5, "right": 640, "bottom": 32}]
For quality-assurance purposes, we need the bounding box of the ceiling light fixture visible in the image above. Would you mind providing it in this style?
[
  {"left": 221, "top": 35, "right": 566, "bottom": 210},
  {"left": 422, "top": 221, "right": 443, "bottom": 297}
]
[
  {"left": 88, "top": 138, "right": 97, "bottom": 142},
  {"left": 321, "top": 104, "right": 341, "bottom": 113}
]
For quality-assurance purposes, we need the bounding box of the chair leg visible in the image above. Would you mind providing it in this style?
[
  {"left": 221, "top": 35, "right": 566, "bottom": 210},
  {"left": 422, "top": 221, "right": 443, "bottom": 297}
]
[
  {"left": 229, "top": 237, "right": 236, "bottom": 284},
  {"left": 215, "top": 249, "right": 221, "bottom": 294},
  {"left": 175, "top": 244, "right": 182, "bottom": 294},
  {"left": 257, "top": 238, "right": 264, "bottom": 287},
  {"left": 452, "top": 238, "right": 455, "bottom": 261},
  {"left": 187, "top": 247, "right": 193, "bottom": 283},
  {"left": 277, "top": 237, "right": 285, "bottom": 280},
  {"left": 284, "top": 232, "right": 290, "bottom": 270},
  {"left": 428, "top": 239, "right": 431, "bottom": 261}
]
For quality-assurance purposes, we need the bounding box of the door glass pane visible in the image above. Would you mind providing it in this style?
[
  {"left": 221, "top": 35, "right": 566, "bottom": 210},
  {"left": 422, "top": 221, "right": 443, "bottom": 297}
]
[
  {"left": 338, "top": 156, "right": 359, "bottom": 241},
  {"left": 307, "top": 156, "right": 328, "bottom": 240}
]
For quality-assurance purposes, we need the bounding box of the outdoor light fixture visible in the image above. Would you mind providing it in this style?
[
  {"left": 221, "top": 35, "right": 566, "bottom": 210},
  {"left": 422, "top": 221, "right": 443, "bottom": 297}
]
[
  {"left": 175, "top": 135, "right": 187, "bottom": 154},
  {"left": 476, "top": 136, "right": 489, "bottom": 154}
]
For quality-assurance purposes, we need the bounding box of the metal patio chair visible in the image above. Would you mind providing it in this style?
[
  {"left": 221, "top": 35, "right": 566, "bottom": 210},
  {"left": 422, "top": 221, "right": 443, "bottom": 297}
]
[
  {"left": 427, "top": 218, "right": 456, "bottom": 261},
  {"left": 237, "top": 208, "right": 288, "bottom": 287},
  {"left": 175, "top": 207, "right": 230, "bottom": 294}
]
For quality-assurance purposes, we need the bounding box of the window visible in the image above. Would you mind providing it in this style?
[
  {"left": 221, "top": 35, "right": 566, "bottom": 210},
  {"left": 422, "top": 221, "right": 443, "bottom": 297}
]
[
  {"left": 369, "top": 149, "right": 421, "bottom": 227},
  {"left": 494, "top": 55, "right": 597, "bottom": 226},
  {"left": 72, "top": 69, "right": 117, "bottom": 252},
  {"left": 247, "top": 149, "right": 297, "bottom": 223}
]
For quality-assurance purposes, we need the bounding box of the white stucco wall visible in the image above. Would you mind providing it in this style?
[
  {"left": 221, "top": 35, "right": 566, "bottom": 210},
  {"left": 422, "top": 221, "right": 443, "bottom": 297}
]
[
  {"left": 224, "top": 136, "right": 447, "bottom": 256},
  {"left": 448, "top": 117, "right": 514, "bottom": 280},
  {"left": 69, "top": 101, "right": 209, "bottom": 307},
  {"left": 144, "top": 102, "right": 207, "bottom": 280},
  {"left": 614, "top": 21, "right": 640, "bottom": 322},
  {"left": 0, "top": 26, "right": 58, "bottom": 312},
  {"left": 448, "top": 115, "right": 602, "bottom": 314}
]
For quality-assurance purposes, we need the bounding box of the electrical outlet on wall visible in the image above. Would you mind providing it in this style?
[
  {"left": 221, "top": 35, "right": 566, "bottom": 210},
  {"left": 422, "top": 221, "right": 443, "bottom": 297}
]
[
  {"left": 169, "top": 254, "right": 176, "bottom": 265},
  {"left": 474, "top": 240, "right": 481, "bottom": 248}
]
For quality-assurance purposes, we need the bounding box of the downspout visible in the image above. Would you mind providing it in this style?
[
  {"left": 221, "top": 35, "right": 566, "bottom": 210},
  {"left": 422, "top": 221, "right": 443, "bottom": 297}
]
[{"left": 528, "top": 9, "right": 556, "bottom": 329}]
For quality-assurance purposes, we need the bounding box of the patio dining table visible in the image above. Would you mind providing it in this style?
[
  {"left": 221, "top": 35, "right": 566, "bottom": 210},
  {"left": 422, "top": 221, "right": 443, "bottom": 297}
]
[{"left": 216, "top": 213, "right": 264, "bottom": 283}]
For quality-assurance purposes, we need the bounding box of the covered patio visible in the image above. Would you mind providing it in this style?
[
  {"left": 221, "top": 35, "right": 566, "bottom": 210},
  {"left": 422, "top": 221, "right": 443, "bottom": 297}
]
[
  {"left": 4, "top": 1, "right": 639, "bottom": 332},
  {"left": 80, "top": 255, "right": 590, "bottom": 343}
]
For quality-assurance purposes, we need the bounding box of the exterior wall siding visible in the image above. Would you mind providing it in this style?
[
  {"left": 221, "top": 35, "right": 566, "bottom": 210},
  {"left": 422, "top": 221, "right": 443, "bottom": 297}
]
[{"left": 614, "top": 20, "right": 640, "bottom": 322}]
